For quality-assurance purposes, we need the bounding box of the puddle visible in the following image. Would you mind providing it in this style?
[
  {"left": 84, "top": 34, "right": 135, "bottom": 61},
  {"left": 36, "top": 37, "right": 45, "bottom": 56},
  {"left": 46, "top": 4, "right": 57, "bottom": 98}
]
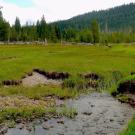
[{"left": 5, "top": 93, "right": 134, "bottom": 135}]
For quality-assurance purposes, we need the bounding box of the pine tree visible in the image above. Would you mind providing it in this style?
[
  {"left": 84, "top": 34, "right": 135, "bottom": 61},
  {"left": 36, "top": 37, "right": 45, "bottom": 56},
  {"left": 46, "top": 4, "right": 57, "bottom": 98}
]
[
  {"left": 49, "top": 25, "right": 57, "bottom": 42},
  {"left": 14, "top": 17, "right": 21, "bottom": 41},
  {"left": 36, "top": 20, "right": 40, "bottom": 40},
  {"left": 91, "top": 19, "right": 100, "bottom": 44},
  {"left": 40, "top": 15, "right": 47, "bottom": 41}
]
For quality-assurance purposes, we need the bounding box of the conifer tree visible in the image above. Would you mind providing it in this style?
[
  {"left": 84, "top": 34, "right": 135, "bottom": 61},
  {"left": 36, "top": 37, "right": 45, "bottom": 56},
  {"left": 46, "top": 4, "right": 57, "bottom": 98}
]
[{"left": 91, "top": 19, "right": 100, "bottom": 44}]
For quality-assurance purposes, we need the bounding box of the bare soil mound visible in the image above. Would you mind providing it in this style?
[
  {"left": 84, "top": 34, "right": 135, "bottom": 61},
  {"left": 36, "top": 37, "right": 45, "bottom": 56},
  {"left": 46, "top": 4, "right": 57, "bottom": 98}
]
[
  {"left": 2, "top": 69, "right": 70, "bottom": 87},
  {"left": 22, "top": 72, "right": 63, "bottom": 87}
]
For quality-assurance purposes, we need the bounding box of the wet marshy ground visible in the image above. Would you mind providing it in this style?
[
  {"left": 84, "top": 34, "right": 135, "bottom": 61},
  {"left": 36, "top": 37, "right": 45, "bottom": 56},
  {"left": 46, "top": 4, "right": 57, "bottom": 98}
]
[
  {"left": 5, "top": 93, "right": 134, "bottom": 135},
  {"left": 1, "top": 70, "right": 135, "bottom": 135}
]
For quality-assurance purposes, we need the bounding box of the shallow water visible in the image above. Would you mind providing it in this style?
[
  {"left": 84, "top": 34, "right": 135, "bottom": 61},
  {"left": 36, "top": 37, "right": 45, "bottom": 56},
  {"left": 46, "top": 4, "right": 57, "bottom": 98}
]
[{"left": 5, "top": 93, "right": 134, "bottom": 135}]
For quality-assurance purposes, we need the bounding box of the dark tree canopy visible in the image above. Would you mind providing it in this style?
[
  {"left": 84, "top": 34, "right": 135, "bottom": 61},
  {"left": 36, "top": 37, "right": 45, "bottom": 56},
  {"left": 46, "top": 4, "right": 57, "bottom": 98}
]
[
  {"left": 15, "top": 17, "right": 21, "bottom": 34},
  {"left": 53, "top": 3, "right": 135, "bottom": 32}
]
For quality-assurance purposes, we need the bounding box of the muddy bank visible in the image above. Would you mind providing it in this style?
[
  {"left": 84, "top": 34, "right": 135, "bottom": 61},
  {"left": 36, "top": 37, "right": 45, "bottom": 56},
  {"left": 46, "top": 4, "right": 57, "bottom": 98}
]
[
  {"left": 33, "top": 69, "right": 70, "bottom": 80},
  {"left": 114, "top": 75, "right": 135, "bottom": 107},
  {"left": 5, "top": 93, "right": 134, "bottom": 135},
  {"left": 2, "top": 69, "right": 70, "bottom": 87},
  {"left": 2, "top": 70, "right": 101, "bottom": 88}
]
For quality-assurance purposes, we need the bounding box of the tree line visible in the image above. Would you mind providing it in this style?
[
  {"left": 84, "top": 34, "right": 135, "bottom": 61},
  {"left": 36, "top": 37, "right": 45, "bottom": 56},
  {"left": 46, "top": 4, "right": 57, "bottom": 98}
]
[
  {"left": 0, "top": 12, "right": 60, "bottom": 42},
  {"left": 0, "top": 10, "right": 100, "bottom": 44},
  {"left": 0, "top": 7, "right": 135, "bottom": 44}
]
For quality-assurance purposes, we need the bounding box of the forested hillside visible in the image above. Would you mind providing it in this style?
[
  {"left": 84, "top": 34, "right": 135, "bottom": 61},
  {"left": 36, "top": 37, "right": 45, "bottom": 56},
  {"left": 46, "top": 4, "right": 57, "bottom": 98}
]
[
  {"left": 54, "top": 3, "right": 135, "bottom": 32},
  {"left": 0, "top": 3, "right": 135, "bottom": 43}
]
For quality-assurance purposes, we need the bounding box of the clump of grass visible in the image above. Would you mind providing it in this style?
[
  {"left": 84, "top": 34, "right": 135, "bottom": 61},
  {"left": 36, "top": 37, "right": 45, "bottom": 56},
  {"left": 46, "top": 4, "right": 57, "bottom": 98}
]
[
  {"left": 63, "top": 74, "right": 99, "bottom": 92},
  {"left": 0, "top": 106, "right": 46, "bottom": 123},
  {"left": 6, "top": 120, "right": 16, "bottom": 128},
  {"left": 63, "top": 75, "right": 86, "bottom": 90},
  {"left": 58, "top": 107, "right": 77, "bottom": 118},
  {"left": 0, "top": 106, "right": 77, "bottom": 124},
  {"left": 98, "top": 71, "right": 124, "bottom": 94},
  {"left": 110, "top": 74, "right": 135, "bottom": 96},
  {"left": 117, "top": 94, "right": 129, "bottom": 102}
]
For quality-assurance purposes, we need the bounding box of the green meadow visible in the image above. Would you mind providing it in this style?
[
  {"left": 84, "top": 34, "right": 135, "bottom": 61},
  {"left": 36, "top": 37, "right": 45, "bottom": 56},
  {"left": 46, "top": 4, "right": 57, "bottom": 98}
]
[{"left": 0, "top": 44, "right": 135, "bottom": 80}]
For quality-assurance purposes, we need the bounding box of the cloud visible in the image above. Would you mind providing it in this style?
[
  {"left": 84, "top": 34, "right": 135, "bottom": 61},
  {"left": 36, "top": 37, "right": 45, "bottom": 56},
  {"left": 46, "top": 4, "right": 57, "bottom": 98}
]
[
  {"left": 32, "top": 0, "right": 134, "bottom": 20},
  {"left": 0, "top": 0, "right": 134, "bottom": 25},
  {"left": 0, "top": 0, "right": 54, "bottom": 25}
]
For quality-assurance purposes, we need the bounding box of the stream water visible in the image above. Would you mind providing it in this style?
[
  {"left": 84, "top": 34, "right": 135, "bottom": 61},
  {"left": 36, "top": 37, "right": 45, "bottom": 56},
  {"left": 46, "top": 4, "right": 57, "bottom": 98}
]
[{"left": 5, "top": 93, "right": 134, "bottom": 135}]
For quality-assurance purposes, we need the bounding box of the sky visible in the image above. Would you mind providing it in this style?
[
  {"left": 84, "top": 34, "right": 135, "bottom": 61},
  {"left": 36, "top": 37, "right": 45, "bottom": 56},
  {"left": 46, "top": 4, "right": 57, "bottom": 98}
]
[{"left": 0, "top": 0, "right": 134, "bottom": 25}]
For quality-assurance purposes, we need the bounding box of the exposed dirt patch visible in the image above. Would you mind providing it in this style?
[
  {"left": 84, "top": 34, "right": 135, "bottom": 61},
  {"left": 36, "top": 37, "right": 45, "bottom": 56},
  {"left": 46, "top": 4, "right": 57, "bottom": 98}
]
[
  {"left": 2, "top": 69, "right": 70, "bottom": 87},
  {"left": 22, "top": 72, "right": 63, "bottom": 87}
]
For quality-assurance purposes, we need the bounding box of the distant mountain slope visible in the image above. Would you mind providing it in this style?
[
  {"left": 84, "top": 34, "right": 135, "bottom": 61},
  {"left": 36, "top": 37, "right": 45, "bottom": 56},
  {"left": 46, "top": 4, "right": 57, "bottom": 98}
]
[{"left": 53, "top": 3, "right": 135, "bottom": 31}]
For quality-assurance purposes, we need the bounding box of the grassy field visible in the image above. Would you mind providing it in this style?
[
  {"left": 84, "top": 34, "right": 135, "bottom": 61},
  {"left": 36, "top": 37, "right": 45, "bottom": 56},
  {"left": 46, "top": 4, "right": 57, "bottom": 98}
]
[
  {"left": 0, "top": 44, "right": 135, "bottom": 134},
  {"left": 0, "top": 44, "right": 135, "bottom": 80},
  {"left": 0, "top": 85, "right": 78, "bottom": 99}
]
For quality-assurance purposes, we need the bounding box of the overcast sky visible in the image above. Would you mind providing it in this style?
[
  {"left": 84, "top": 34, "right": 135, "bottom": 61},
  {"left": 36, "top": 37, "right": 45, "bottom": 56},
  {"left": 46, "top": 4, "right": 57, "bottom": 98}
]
[{"left": 0, "top": 0, "right": 134, "bottom": 24}]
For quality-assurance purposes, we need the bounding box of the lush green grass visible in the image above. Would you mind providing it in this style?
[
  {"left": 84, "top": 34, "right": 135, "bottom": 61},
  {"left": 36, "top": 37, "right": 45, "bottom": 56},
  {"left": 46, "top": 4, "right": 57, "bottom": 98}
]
[
  {"left": 0, "top": 44, "right": 135, "bottom": 94},
  {"left": 2, "top": 44, "right": 135, "bottom": 94},
  {"left": 120, "top": 116, "right": 135, "bottom": 135},
  {"left": 0, "top": 44, "right": 135, "bottom": 80},
  {"left": 0, "top": 85, "right": 77, "bottom": 99}
]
